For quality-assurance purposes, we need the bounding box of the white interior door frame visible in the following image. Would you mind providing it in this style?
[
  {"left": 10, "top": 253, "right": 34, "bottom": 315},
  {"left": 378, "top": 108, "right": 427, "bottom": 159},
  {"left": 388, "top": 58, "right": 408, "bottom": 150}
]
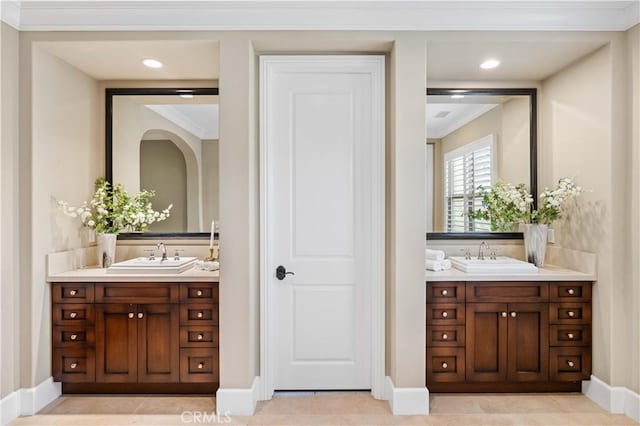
[{"left": 259, "top": 55, "right": 385, "bottom": 401}]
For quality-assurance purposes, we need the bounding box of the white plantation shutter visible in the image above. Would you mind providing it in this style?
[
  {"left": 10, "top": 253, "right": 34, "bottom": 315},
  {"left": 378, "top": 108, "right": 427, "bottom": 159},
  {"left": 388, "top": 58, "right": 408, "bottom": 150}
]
[{"left": 444, "top": 135, "right": 496, "bottom": 232}]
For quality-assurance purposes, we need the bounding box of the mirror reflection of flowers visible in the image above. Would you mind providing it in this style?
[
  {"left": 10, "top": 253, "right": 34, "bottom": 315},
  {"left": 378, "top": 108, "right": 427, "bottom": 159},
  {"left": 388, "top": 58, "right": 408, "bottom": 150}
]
[
  {"left": 57, "top": 177, "right": 172, "bottom": 234},
  {"left": 468, "top": 177, "right": 583, "bottom": 231}
]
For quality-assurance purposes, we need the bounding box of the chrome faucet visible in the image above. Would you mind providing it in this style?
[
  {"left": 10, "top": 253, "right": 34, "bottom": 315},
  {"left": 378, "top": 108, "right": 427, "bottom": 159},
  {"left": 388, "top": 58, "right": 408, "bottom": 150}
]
[
  {"left": 157, "top": 243, "right": 168, "bottom": 262},
  {"left": 478, "top": 241, "right": 489, "bottom": 260}
]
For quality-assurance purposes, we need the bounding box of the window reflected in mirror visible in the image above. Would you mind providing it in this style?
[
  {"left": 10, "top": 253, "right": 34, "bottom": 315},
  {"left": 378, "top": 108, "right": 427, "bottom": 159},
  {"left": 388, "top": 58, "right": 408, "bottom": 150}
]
[
  {"left": 111, "top": 91, "right": 219, "bottom": 233},
  {"left": 426, "top": 90, "right": 534, "bottom": 235}
]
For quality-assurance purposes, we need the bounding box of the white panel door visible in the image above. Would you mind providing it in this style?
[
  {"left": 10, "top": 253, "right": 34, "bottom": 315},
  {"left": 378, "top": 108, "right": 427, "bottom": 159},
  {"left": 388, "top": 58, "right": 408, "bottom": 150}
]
[{"left": 261, "top": 56, "right": 384, "bottom": 390}]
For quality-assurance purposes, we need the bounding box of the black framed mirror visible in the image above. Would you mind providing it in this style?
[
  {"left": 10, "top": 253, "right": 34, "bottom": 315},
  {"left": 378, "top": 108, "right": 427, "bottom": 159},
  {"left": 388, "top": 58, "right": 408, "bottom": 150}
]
[
  {"left": 106, "top": 87, "right": 219, "bottom": 239},
  {"left": 426, "top": 88, "right": 537, "bottom": 240}
]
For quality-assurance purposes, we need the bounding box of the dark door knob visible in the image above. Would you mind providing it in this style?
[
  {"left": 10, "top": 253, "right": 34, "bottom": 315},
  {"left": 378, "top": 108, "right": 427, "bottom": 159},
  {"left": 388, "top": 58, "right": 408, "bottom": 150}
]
[{"left": 276, "top": 265, "right": 295, "bottom": 280}]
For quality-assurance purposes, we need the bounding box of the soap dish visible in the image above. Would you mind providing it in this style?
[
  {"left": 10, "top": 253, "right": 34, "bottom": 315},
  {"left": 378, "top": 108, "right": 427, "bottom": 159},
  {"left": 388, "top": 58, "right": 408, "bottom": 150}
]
[{"left": 195, "top": 260, "right": 219, "bottom": 271}]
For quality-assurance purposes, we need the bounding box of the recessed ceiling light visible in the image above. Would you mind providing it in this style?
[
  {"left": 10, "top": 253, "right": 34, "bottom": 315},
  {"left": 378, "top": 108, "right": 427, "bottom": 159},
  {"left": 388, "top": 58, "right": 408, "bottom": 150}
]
[
  {"left": 480, "top": 59, "right": 500, "bottom": 70},
  {"left": 451, "top": 94, "right": 465, "bottom": 99},
  {"left": 142, "top": 59, "right": 163, "bottom": 69},
  {"left": 180, "top": 94, "right": 194, "bottom": 99}
]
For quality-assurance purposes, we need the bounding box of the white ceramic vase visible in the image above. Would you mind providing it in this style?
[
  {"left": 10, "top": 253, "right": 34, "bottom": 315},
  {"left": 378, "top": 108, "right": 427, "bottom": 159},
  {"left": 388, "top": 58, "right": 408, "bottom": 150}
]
[
  {"left": 523, "top": 223, "right": 548, "bottom": 267},
  {"left": 97, "top": 233, "right": 117, "bottom": 268}
]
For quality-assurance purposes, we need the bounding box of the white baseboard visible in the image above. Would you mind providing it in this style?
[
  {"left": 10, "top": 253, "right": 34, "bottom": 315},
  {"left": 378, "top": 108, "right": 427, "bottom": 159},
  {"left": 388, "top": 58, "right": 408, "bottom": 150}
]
[
  {"left": 384, "top": 376, "right": 429, "bottom": 415},
  {"left": 216, "top": 376, "right": 260, "bottom": 416},
  {"left": 583, "top": 375, "right": 640, "bottom": 422},
  {"left": 0, "top": 391, "right": 20, "bottom": 426},
  {"left": 0, "top": 377, "right": 61, "bottom": 425}
]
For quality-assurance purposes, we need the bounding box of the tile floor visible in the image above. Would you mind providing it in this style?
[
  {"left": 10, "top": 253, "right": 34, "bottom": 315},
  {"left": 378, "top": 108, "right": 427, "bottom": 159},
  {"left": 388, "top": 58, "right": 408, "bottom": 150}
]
[{"left": 9, "top": 392, "right": 638, "bottom": 425}]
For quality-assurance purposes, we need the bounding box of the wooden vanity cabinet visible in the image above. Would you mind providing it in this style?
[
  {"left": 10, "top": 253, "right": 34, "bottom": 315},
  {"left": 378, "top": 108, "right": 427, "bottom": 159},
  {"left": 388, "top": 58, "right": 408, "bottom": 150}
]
[
  {"left": 52, "top": 282, "right": 218, "bottom": 393},
  {"left": 427, "top": 281, "right": 592, "bottom": 392}
]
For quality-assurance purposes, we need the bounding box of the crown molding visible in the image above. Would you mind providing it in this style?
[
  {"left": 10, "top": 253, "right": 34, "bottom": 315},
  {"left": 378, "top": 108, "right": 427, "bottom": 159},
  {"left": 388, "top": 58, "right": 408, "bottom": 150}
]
[
  {"left": 3, "top": 1, "right": 639, "bottom": 32},
  {"left": 0, "top": 0, "right": 21, "bottom": 30}
]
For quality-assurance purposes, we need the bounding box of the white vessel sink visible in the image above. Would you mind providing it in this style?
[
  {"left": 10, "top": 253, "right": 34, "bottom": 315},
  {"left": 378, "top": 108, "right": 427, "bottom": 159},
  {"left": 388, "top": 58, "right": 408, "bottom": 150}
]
[
  {"left": 449, "top": 256, "right": 538, "bottom": 273},
  {"left": 107, "top": 257, "right": 198, "bottom": 274}
]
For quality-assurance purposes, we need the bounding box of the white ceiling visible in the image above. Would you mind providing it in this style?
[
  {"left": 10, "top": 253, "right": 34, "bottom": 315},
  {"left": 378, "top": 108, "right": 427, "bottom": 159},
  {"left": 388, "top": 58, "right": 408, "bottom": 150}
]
[
  {"left": 426, "top": 103, "right": 498, "bottom": 139},
  {"left": 3, "top": 1, "right": 638, "bottom": 31},
  {"left": 38, "top": 40, "right": 219, "bottom": 80},
  {"left": 426, "top": 40, "right": 607, "bottom": 81},
  {"left": 145, "top": 104, "right": 219, "bottom": 140}
]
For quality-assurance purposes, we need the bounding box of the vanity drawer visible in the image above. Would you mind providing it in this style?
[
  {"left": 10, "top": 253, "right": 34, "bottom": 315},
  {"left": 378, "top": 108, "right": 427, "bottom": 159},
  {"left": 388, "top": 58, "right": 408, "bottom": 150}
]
[
  {"left": 180, "top": 348, "right": 219, "bottom": 383},
  {"left": 180, "top": 284, "right": 218, "bottom": 303},
  {"left": 426, "top": 304, "right": 465, "bottom": 325},
  {"left": 550, "top": 325, "right": 591, "bottom": 347},
  {"left": 426, "top": 325, "right": 465, "bottom": 347},
  {"left": 95, "top": 283, "right": 179, "bottom": 304},
  {"left": 180, "top": 304, "right": 218, "bottom": 325},
  {"left": 550, "top": 303, "right": 591, "bottom": 324},
  {"left": 53, "top": 348, "right": 95, "bottom": 383},
  {"left": 426, "top": 347, "right": 465, "bottom": 383},
  {"left": 52, "top": 283, "right": 94, "bottom": 303},
  {"left": 427, "top": 282, "right": 465, "bottom": 304},
  {"left": 52, "top": 326, "right": 95, "bottom": 348},
  {"left": 466, "top": 282, "right": 549, "bottom": 303},
  {"left": 52, "top": 304, "right": 94, "bottom": 325},
  {"left": 550, "top": 282, "right": 592, "bottom": 302},
  {"left": 180, "top": 326, "right": 218, "bottom": 348},
  {"left": 550, "top": 347, "right": 591, "bottom": 381}
]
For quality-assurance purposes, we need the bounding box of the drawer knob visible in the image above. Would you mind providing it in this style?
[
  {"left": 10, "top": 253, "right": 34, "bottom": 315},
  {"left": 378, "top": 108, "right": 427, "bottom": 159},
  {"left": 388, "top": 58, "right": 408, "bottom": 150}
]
[
  {"left": 138, "top": 312, "right": 144, "bottom": 319},
  {"left": 69, "top": 312, "right": 77, "bottom": 319},
  {"left": 197, "top": 312, "right": 204, "bottom": 319},
  {"left": 198, "top": 362, "right": 204, "bottom": 369},
  {"left": 70, "top": 362, "right": 78, "bottom": 369},
  {"left": 441, "top": 362, "right": 448, "bottom": 369},
  {"left": 128, "top": 312, "right": 135, "bottom": 319},
  {"left": 441, "top": 289, "right": 448, "bottom": 296},
  {"left": 196, "top": 290, "right": 203, "bottom": 296},
  {"left": 69, "top": 290, "right": 77, "bottom": 296},
  {"left": 511, "top": 312, "right": 517, "bottom": 318},
  {"left": 70, "top": 334, "right": 78, "bottom": 341},
  {"left": 502, "top": 312, "right": 507, "bottom": 318},
  {"left": 567, "top": 333, "right": 575, "bottom": 339},
  {"left": 567, "top": 288, "right": 575, "bottom": 295},
  {"left": 442, "top": 333, "right": 448, "bottom": 340},
  {"left": 567, "top": 360, "right": 575, "bottom": 368},
  {"left": 568, "top": 311, "right": 575, "bottom": 317},
  {"left": 197, "top": 334, "right": 204, "bottom": 341}
]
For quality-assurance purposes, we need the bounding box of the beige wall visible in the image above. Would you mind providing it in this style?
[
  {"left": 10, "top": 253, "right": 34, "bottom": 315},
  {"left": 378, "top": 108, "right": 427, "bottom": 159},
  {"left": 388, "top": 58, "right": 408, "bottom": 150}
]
[
  {"left": 540, "top": 37, "right": 639, "bottom": 393},
  {"left": 0, "top": 22, "right": 21, "bottom": 399},
  {"left": 140, "top": 139, "right": 188, "bottom": 232},
  {"left": 202, "top": 139, "right": 220, "bottom": 225},
  {"left": 27, "top": 45, "right": 102, "bottom": 386},
  {"left": 626, "top": 23, "right": 640, "bottom": 394},
  {"left": 3, "top": 28, "right": 636, "bottom": 401}
]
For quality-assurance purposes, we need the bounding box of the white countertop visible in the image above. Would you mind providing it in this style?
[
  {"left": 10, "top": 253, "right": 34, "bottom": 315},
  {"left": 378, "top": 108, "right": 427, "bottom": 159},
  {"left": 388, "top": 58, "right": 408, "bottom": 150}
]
[
  {"left": 425, "top": 264, "right": 595, "bottom": 282},
  {"left": 47, "top": 267, "right": 219, "bottom": 282}
]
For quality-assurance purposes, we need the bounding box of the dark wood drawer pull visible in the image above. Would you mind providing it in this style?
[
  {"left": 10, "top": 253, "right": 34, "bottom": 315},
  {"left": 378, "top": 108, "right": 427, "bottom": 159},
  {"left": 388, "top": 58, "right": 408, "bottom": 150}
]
[
  {"left": 69, "top": 290, "right": 78, "bottom": 296},
  {"left": 197, "top": 312, "right": 204, "bottom": 319},
  {"left": 128, "top": 312, "right": 135, "bottom": 319},
  {"left": 70, "top": 362, "right": 78, "bottom": 369},
  {"left": 567, "top": 360, "right": 575, "bottom": 367},
  {"left": 70, "top": 334, "right": 78, "bottom": 341},
  {"left": 441, "top": 289, "right": 448, "bottom": 296},
  {"left": 442, "top": 311, "right": 448, "bottom": 318},
  {"left": 441, "top": 362, "right": 448, "bottom": 369},
  {"left": 69, "top": 312, "right": 77, "bottom": 319},
  {"left": 197, "top": 334, "right": 204, "bottom": 341},
  {"left": 567, "top": 288, "right": 575, "bottom": 295},
  {"left": 196, "top": 290, "right": 203, "bottom": 296},
  {"left": 567, "top": 333, "right": 574, "bottom": 339},
  {"left": 568, "top": 311, "right": 575, "bottom": 317},
  {"left": 197, "top": 362, "right": 204, "bottom": 369},
  {"left": 442, "top": 333, "right": 448, "bottom": 340}
]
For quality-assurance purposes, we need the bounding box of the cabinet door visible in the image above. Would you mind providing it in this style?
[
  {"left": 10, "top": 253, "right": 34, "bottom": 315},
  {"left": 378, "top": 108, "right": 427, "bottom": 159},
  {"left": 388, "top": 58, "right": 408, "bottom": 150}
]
[
  {"left": 466, "top": 303, "right": 508, "bottom": 382},
  {"left": 138, "top": 304, "right": 179, "bottom": 383},
  {"left": 96, "top": 304, "right": 138, "bottom": 383},
  {"left": 507, "top": 303, "right": 549, "bottom": 382}
]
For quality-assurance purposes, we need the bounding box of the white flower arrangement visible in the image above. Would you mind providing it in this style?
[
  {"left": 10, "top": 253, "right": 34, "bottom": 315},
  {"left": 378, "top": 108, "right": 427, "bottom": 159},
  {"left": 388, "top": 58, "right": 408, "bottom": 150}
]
[
  {"left": 58, "top": 178, "right": 172, "bottom": 234},
  {"left": 468, "top": 177, "right": 583, "bottom": 230}
]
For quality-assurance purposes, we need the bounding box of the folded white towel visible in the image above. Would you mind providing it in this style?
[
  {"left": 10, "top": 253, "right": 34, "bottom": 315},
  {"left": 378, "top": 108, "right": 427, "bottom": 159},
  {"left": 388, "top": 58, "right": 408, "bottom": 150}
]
[
  {"left": 425, "top": 259, "right": 452, "bottom": 271},
  {"left": 426, "top": 248, "right": 446, "bottom": 261}
]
